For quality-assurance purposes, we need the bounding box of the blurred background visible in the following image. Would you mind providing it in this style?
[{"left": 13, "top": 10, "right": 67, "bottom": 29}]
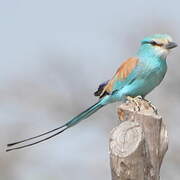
[{"left": 1, "top": 0, "right": 180, "bottom": 179}]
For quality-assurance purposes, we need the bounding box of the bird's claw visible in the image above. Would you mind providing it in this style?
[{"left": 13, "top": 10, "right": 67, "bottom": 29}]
[
  {"left": 126, "top": 96, "right": 158, "bottom": 115},
  {"left": 136, "top": 95, "right": 143, "bottom": 100},
  {"left": 126, "top": 96, "right": 142, "bottom": 112},
  {"left": 143, "top": 99, "right": 158, "bottom": 114}
]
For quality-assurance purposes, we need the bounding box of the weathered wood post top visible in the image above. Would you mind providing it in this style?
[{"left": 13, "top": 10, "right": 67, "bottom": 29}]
[{"left": 109, "top": 98, "right": 168, "bottom": 180}]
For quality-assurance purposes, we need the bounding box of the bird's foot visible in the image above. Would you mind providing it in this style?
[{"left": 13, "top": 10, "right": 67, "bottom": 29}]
[
  {"left": 126, "top": 96, "right": 158, "bottom": 115},
  {"left": 126, "top": 96, "right": 142, "bottom": 112},
  {"left": 143, "top": 99, "right": 158, "bottom": 114},
  {"left": 135, "top": 95, "right": 143, "bottom": 100}
]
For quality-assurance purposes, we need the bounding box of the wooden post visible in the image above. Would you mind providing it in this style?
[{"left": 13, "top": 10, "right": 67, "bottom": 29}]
[{"left": 109, "top": 98, "right": 168, "bottom": 180}]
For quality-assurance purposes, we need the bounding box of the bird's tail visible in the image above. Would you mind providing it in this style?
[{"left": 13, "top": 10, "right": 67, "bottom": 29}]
[{"left": 6, "top": 100, "right": 105, "bottom": 152}]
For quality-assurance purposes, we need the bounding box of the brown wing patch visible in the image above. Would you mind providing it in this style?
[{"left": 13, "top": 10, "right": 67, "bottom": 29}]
[
  {"left": 99, "top": 57, "right": 139, "bottom": 97},
  {"left": 117, "top": 57, "right": 139, "bottom": 79}
]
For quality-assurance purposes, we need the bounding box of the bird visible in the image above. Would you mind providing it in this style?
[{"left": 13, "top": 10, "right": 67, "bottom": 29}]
[{"left": 6, "top": 34, "right": 177, "bottom": 152}]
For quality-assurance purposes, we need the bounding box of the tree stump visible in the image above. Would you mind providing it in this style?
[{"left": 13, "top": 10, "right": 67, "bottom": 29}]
[{"left": 109, "top": 98, "right": 168, "bottom": 180}]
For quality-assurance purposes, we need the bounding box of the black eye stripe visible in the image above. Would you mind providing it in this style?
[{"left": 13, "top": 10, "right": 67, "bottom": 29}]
[
  {"left": 150, "top": 41, "right": 158, "bottom": 45},
  {"left": 151, "top": 41, "right": 164, "bottom": 46},
  {"left": 142, "top": 41, "right": 163, "bottom": 46}
]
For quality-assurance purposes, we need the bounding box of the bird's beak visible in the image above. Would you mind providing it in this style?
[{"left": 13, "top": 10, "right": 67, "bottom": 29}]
[{"left": 166, "top": 42, "right": 178, "bottom": 49}]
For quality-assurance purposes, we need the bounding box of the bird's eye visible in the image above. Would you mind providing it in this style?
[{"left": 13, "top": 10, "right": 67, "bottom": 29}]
[
  {"left": 150, "top": 41, "right": 158, "bottom": 46},
  {"left": 142, "top": 41, "right": 163, "bottom": 46},
  {"left": 150, "top": 41, "right": 163, "bottom": 46}
]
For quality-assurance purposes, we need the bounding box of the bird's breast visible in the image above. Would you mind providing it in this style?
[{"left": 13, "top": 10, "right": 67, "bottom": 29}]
[{"left": 121, "top": 59, "right": 167, "bottom": 98}]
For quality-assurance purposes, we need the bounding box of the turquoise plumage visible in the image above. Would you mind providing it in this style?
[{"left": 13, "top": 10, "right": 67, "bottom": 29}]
[{"left": 6, "top": 34, "right": 177, "bottom": 151}]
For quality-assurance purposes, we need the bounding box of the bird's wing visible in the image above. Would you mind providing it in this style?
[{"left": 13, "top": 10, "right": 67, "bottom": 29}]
[
  {"left": 95, "top": 57, "right": 139, "bottom": 98},
  {"left": 94, "top": 80, "right": 110, "bottom": 97}
]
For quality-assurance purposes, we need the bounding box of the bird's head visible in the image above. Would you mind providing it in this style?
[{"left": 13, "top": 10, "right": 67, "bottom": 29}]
[{"left": 138, "top": 34, "right": 177, "bottom": 59}]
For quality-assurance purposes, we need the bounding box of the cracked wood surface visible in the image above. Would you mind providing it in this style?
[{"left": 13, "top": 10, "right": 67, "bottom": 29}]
[{"left": 109, "top": 99, "right": 168, "bottom": 180}]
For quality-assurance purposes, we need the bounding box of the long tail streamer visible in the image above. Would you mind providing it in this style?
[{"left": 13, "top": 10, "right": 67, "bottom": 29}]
[{"left": 6, "top": 101, "right": 104, "bottom": 152}]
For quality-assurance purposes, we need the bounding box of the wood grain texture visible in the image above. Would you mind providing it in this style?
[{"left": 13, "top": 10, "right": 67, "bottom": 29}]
[{"left": 109, "top": 98, "right": 168, "bottom": 180}]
